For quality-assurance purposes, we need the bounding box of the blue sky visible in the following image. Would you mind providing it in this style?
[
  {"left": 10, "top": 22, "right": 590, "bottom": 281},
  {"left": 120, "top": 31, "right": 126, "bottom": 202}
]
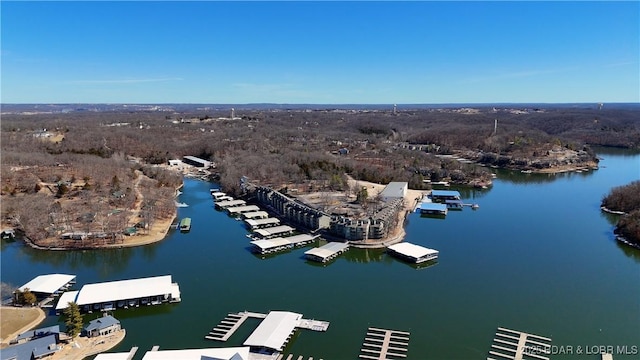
[{"left": 1, "top": 1, "right": 638, "bottom": 104}]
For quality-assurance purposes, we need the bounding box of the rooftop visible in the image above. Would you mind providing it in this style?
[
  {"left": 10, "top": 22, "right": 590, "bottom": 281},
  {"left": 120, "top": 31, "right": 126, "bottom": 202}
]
[
  {"left": 67, "top": 275, "right": 179, "bottom": 307},
  {"left": 388, "top": 242, "right": 438, "bottom": 260},
  {"left": 431, "top": 190, "right": 461, "bottom": 197},
  {"left": 18, "top": 274, "right": 76, "bottom": 294},
  {"left": 243, "top": 311, "right": 302, "bottom": 351}
]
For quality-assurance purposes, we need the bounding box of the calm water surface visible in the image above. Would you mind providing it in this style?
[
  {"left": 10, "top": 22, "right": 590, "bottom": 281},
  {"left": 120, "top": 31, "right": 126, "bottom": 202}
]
[{"left": 2, "top": 149, "right": 639, "bottom": 359}]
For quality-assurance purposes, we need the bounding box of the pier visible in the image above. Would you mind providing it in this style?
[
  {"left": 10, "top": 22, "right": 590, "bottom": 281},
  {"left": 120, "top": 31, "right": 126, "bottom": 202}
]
[
  {"left": 205, "top": 311, "right": 267, "bottom": 341},
  {"left": 487, "top": 327, "right": 551, "bottom": 360},
  {"left": 359, "top": 327, "right": 410, "bottom": 360}
]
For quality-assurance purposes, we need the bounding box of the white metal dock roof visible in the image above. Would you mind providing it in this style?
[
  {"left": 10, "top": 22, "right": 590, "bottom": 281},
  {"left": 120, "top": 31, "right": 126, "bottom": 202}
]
[
  {"left": 243, "top": 311, "right": 302, "bottom": 351},
  {"left": 250, "top": 238, "right": 291, "bottom": 251},
  {"left": 242, "top": 211, "right": 269, "bottom": 219},
  {"left": 305, "top": 242, "right": 349, "bottom": 260},
  {"left": 253, "top": 225, "right": 294, "bottom": 238},
  {"left": 19, "top": 274, "right": 76, "bottom": 294},
  {"left": 55, "top": 290, "right": 79, "bottom": 310},
  {"left": 420, "top": 203, "right": 448, "bottom": 211},
  {"left": 280, "top": 234, "right": 316, "bottom": 244},
  {"left": 141, "top": 347, "right": 249, "bottom": 360},
  {"left": 74, "top": 275, "right": 179, "bottom": 306},
  {"left": 216, "top": 200, "right": 246, "bottom": 208},
  {"left": 245, "top": 218, "right": 280, "bottom": 228},
  {"left": 431, "top": 190, "right": 461, "bottom": 198},
  {"left": 388, "top": 242, "right": 438, "bottom": 260},
  {"left": 227, "top": 205, "right": 261, "bottom": 214}
]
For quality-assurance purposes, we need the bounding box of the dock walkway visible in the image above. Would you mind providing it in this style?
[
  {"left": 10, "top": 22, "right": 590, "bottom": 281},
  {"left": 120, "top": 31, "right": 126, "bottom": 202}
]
[
  {"left": 359, "top": 327, "right": 410, "bottom": 360},
  {"left": 205, "top": 311, "right": 267, "bottom": 341},
  {"left": 487, "top": 327, "right": 551, "bottom": 360}
]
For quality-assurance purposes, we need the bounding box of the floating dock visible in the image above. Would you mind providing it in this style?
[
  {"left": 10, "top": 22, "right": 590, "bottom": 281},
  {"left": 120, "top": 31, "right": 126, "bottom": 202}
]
[
  {"left": 487, "top": 327, "right": 551, "bottom": 360},
  {"left": 359, "top": 327, "right": 410, "bottom": 359},
  {"left": 304, "top": 242, "right": 350, "bottom": 263},
  {"left": 205, "top": 311, "right": 267, "bottom": 341}
]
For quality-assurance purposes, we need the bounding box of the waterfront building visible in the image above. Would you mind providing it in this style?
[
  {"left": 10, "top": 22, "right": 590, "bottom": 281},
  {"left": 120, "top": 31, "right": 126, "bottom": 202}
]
[
  {"left": 379, "top": 182, "right": 408, "bottom": 202},
  {"left": 244, "top": 217, "right": 280, "bottom": 230},
  {"left": 0, "top": 334, "right": 60, "bottom": 360},
  {"left": 83, "top": 315, "right": 121, "bottom": 338},
  {"left": 182, "top": 156, "right": 212, "bottom": 168},
  {"left": 227, "top": 205, "right": 261, "bottom": 216},
  {"left": 254, "top": 187, "right": 330, "bottom": 230},
  {"left": 215, "top": 200, "right": 246, "bottom": 210},
  {"left": 242, "top": 211, "right": 270, "bottom": 220},
  {"left": 328, "top": 198, "right": 403, "bottom": 240},
  {"left": 252, "top": 225, "right": 295, "bottom": 239},
  {"left": 13, "top": 325, "right": 61, "bottom": 345}
]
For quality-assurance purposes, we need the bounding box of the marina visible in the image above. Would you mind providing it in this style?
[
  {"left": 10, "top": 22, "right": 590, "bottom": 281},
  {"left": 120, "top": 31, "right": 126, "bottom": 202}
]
[
  {"left": 487, "top": 327, "right": 552, "bottom": 360},
  {"left": 419, "top": 202, "right": 448, "bottom": 216},
  {"left": 358, "top": 327, "right": 410, "bottom": 360},
  {"left": 304, "top": 242, "right": 350, "bottom": 263},
  {"left": 387, "top": 242, "right": 439, "bottom": 264}
]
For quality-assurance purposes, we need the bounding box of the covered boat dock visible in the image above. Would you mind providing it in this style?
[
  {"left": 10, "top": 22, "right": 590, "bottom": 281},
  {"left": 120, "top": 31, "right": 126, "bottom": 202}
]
[
  {"left": 420, "top": 203, "right": 448, "bottom": 216},
  {"left": 245, "top": 217, "right": 281, "bottom": 230},
  {"left": 215, "top": 199, "right": 246, "bottom": 210},
  {"left": 250, "top": 234, "right": 317, "bottom": 254},
  {"left": 227, "top": 205, "right": 261, "bottom": 216},
  {"left": 387, "top": 242, "right": 439, "bottom": 264},
  {"left": 430, "top": 190, "right": 461, "bottom": 202},
  {"left": 252, "top": 225, "right": 295, "bottom": 239},
  {"left": 242, "top": 211, "right": 270, "bottom": 220},
  {"left": 17, "top": 274, "right": 76, "bottom": 303},
  {"left": 305, "top": 242, "right": 350, "bottom": 263},
  {"left": 54, "top": 275, "right": 181, "bottom": 312}
]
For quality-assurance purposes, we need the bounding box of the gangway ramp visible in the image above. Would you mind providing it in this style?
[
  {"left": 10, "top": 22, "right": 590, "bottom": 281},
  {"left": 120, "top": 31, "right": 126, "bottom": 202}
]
[{"left": 359, "top": 327, "right": 410, "bottom": 359}]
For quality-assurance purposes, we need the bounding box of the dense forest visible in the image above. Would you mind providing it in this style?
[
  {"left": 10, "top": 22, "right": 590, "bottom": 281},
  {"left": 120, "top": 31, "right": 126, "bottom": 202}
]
[
  {"left": 602, "top": 180, "right": 640, "bottom": 246},
  {"left": 1, "top": 105, "right": 638, "bottom": 245}
]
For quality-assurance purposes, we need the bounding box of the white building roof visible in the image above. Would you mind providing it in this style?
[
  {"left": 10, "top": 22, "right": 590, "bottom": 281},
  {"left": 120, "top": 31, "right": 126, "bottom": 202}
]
[
  {"left": 19, "top": 274, "right": 76, "bottom": 294},
  {"left": 55, "top": 290, "right": 79, "bottom": 310},
  {"left": 75, "top": 275, "right": 178, "bottom": 306},
  {"left": 388, "top": 242, "right": 438, "bottom": 260},
  {"left": 280, "top": 234, "right": 316, "bottom": 245},
  {"left": 243, "top": 311, "right": 302, "bottom": 351},
  {"left": 305, "top": 242, "right": 349, "bottom": 260},
  {"left": 380, "top": 182, "right": 408, "bottom": 199},
  {"left": 216, "top": 200, "right": 246, "bottom": 208},
  {"left": 141, "top": 347, "right": 250, "bottom": 360}
]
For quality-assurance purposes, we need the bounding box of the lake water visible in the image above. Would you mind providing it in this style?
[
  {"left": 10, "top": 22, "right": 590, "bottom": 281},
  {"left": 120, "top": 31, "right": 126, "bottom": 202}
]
[{"left": 2, "top": 148, "right": 639, "bottom": 359}]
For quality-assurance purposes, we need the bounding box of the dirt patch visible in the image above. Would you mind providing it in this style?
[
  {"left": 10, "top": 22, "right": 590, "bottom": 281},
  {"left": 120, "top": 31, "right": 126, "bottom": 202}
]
[{"left": 0, "top": 306, "right": 46, "bottom": 346}]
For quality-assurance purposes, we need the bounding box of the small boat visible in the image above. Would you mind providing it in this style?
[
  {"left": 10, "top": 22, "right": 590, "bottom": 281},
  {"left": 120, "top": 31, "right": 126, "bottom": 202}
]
[
  {"left": 471, "top": 204, "right": 480, "bottom": 209},
  {"left": 179, "top": 217, "right": 191, "bottom": 232}
]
